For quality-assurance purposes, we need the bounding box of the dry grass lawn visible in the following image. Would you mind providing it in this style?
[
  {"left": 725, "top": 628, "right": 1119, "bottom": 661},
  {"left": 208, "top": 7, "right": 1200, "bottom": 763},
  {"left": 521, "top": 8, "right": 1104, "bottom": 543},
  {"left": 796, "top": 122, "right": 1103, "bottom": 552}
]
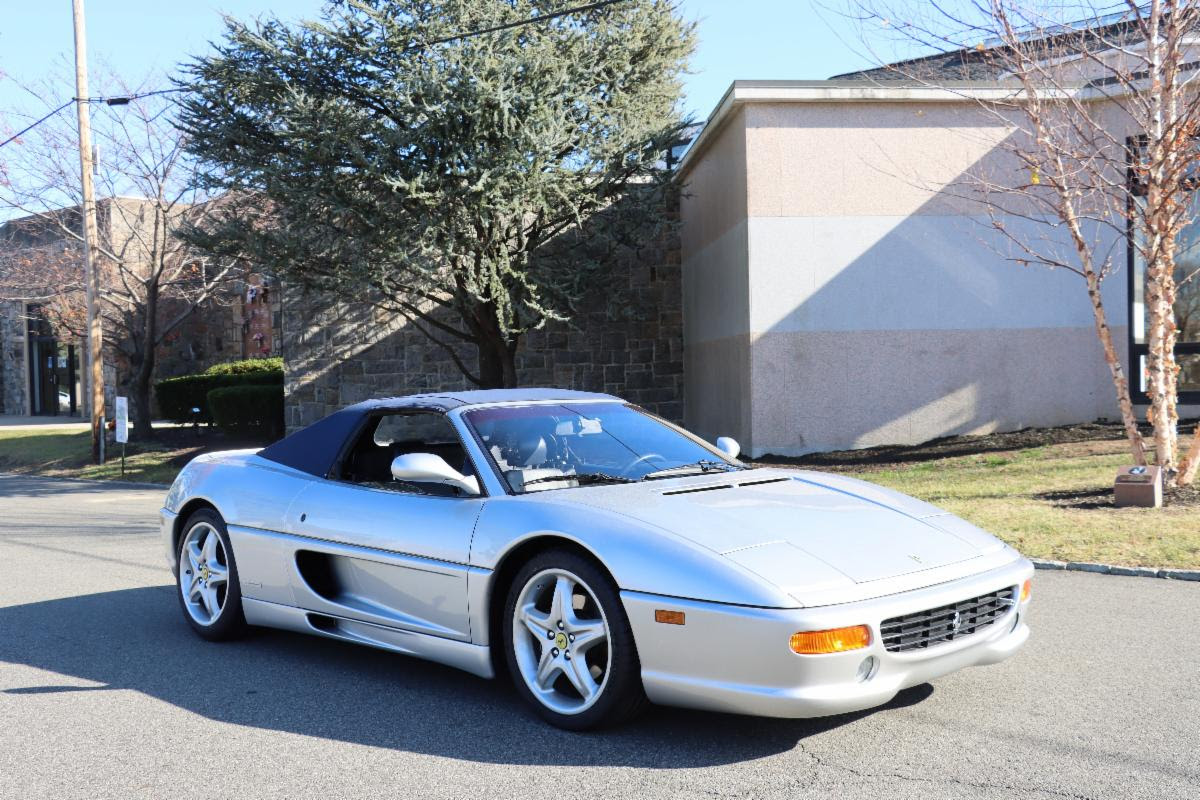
[{"left": 0, "top": 428, "right": 197, "bottom": 485}]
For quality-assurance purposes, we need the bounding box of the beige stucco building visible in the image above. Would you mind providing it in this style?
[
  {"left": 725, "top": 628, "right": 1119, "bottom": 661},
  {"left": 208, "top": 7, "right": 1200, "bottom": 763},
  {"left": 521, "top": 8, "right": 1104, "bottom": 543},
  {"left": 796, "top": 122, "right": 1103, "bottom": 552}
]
[{"left": 677, "top": 80, "right": 1198, "bottom": 456}]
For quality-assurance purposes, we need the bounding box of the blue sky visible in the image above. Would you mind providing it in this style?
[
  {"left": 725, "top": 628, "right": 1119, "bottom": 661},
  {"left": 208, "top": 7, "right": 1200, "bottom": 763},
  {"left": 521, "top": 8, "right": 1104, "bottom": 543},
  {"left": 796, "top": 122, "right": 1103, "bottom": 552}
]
[{"left": 0, "top": 0, "right": 893, "bottom": 126}]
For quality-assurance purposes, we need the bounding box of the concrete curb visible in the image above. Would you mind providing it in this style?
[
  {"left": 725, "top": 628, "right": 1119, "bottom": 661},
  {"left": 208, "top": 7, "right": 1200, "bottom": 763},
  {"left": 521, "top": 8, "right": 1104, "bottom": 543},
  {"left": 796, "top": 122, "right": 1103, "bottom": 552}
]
[
  {"left": 0, "top": 471, "right": 170, "bottom": 491},
  {"left": 1031, "top": 558, "right": 1200, "bottom": 581}
]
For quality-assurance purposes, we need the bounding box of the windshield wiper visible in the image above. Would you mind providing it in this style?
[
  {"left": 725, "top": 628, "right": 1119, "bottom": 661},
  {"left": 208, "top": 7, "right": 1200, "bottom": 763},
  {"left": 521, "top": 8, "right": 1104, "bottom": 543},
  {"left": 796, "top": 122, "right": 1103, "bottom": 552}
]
[
  {"left": 641, "top": 459, "right": 743, "bottom": 481},
  {"left": 520, "top": 472, "right": 636, "bottom": 488}
]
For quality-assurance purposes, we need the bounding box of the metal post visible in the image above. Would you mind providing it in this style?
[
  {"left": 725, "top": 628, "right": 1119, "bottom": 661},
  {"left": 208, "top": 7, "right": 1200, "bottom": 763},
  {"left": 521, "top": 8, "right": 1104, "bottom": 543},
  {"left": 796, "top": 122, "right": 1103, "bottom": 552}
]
[{"left": 72, "top": 0, "right": 105, "bottom": 464}]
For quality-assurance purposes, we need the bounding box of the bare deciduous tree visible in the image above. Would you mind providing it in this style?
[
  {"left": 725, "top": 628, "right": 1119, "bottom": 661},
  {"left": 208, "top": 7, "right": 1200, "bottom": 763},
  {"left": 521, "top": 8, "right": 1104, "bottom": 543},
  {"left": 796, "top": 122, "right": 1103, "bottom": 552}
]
[
  {"left": 845, "top": 0, "right": 1200, "bottom": 486},
  {"left": 0, "top": 74, "right": 245, "bottom": 439}
]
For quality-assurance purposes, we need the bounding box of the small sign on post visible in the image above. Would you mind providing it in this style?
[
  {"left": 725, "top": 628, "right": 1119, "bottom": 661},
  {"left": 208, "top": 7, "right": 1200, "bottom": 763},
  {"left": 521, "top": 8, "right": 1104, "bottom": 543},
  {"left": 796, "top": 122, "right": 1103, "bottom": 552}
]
[{"left": 114, "top": 396, "right": 129, "bottom": 477}]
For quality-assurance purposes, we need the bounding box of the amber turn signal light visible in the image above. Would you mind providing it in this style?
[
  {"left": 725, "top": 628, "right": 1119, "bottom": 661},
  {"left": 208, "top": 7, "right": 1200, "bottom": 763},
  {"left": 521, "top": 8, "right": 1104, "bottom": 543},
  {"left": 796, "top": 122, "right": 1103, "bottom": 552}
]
[
  {"left": 789, "top": 625, "right": 872, "bottom": 655},
  {"left": 654, "top": 609, "right": 685, "bottom": 625},
  {"left": 1020, "top": 579, "right": 1032, "bottom": 603}
]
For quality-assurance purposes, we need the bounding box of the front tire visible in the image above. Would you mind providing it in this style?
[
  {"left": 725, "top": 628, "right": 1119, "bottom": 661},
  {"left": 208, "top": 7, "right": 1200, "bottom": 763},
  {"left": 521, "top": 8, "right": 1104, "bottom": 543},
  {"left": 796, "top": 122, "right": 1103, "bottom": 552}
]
[
  {"left": 503, "top": 549, "right": 647, "bottom": 730},
  {"left": 175, "top": 508, "right": 246, "bottom": 641}
]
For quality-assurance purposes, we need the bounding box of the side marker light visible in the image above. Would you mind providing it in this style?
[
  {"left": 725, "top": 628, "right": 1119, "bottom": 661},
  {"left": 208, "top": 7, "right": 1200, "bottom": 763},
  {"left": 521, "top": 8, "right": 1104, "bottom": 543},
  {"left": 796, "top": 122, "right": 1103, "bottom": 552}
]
[{"left": 790, "top": 625, "right": 871, "bottom": 655}]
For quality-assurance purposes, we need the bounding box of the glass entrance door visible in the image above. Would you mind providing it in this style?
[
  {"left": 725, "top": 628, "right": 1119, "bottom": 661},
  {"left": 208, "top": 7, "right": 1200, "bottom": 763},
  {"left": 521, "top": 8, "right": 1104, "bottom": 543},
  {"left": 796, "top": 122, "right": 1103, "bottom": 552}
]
[
  {"left": 54, "top": 343, "right": 78, "bottom": 415},
  {"left": 26, "top": 306, "right": 79, "bottom": 416},
  {"left": 28, "top": 340, "right": 78, "bottom": 416}
]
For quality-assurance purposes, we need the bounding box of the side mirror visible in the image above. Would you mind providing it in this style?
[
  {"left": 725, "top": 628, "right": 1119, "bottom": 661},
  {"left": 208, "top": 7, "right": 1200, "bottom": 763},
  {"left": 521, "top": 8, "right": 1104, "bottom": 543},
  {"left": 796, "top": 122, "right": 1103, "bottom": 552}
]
[
  {"left": 715, "top": 436, "right": 741, "bottom": 460},
  {"left": 390, "top": 453, "right": 480, "bottom": 496}
]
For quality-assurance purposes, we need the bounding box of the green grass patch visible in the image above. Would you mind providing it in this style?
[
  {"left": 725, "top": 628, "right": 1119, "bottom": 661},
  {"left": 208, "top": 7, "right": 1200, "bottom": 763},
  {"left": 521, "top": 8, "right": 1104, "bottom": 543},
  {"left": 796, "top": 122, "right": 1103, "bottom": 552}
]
[{"left": 0, "top": 428, "right": 191, "bottom": 485}]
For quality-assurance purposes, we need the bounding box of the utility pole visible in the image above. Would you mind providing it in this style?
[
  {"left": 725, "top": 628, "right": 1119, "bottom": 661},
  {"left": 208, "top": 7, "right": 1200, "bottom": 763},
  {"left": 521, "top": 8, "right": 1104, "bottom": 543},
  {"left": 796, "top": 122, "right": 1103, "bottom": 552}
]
[{"left": 72, "top": 0, "right": 105, "bottom": 463}]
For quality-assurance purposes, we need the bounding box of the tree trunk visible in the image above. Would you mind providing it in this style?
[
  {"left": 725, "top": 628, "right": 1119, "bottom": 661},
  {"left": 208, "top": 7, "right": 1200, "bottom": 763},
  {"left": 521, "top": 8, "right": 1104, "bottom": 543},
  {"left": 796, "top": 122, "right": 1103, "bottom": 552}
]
[
  {"left": 131, "top": 283, "right": 159, "bottom": 441},
  {"left": 130, "top": 356, "right": 156, "bottom": 442},
  {"left": 476, "top": 333, "right": 519, "bottom": 389},
  {"left": 1142, "top": 47, "right": 1182, "bottom": 484},
  {"left": 1178, "top": 424, "right": 1200, "bottom": 486},
  {"left": 1085, "top": 271, "right": 1147, "bottom": 465},
  {"left": 462, "top": 293, "right": 520, "bottom": 389},
  {"left": 1144, "top": 247, "right": 1180, "bottom": 479}
]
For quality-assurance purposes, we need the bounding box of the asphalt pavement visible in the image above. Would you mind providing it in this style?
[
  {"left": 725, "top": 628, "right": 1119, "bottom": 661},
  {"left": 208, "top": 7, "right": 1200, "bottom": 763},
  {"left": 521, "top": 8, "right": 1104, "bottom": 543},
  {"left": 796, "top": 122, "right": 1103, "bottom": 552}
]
[{"left": 0, "top": 473, "right": 1197, "bottom": 800}]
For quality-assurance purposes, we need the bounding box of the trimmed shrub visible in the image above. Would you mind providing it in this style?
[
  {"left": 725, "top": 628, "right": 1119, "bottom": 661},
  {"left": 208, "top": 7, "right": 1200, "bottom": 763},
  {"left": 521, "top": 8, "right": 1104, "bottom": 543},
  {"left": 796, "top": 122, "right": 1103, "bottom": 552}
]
[
  {"left": 155, "top": 368, "right": 283, "bottom": 423},
  {"left": 203, "top": 357, "right": 284, "bottom": 376},
  {"left": 207, "top": 384, "right": 285, "bottom": 441}
]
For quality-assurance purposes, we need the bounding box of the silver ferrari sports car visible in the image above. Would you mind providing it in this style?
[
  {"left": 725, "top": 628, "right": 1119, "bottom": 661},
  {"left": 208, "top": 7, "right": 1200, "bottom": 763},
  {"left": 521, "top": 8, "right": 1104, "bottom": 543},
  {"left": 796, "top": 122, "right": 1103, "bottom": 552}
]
[{"left": 161, "top": 389, "right": 1033, "bottom": 729}]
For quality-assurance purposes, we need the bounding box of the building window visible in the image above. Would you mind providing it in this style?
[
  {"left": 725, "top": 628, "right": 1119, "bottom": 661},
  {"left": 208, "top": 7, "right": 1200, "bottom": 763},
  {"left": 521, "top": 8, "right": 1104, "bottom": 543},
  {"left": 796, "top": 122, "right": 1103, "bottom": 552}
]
[{"left": 1127, "top": 142, "right": 1200, "bottom": 404}]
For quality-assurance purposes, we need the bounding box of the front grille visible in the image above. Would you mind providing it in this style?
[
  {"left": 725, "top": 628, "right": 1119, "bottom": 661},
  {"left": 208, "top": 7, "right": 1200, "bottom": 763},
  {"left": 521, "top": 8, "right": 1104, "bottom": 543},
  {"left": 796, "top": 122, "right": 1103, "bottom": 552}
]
[{"left": 880, "top": 587, "right": 1016, "bottom": 653}]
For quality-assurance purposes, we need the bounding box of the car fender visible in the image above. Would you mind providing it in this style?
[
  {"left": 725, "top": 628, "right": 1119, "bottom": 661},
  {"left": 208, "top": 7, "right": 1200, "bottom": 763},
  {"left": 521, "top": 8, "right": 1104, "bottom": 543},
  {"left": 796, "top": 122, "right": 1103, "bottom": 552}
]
[
  {"left": 164, "top": 452, "right": 311, "bottom": 556},
  {"left": 470, "top": 496, "right": 800, "bottom": 609}
]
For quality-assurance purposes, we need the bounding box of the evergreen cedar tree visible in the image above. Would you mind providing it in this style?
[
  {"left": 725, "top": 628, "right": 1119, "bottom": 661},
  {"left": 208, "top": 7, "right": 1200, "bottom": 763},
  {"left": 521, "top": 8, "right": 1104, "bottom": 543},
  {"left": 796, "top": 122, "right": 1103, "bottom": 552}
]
[{"left": 179, "top": 0, "right": 696, "bottom": 388}]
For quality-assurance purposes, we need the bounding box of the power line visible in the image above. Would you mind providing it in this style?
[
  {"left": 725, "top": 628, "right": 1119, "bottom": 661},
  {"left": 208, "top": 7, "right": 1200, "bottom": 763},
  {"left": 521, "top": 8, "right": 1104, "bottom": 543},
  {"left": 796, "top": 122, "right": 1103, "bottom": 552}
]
[
  {"left": 0, "top": 99, "right": 75, "bottom": 150},
  {"left": 95, "top": 87, "right": 185, "bottom": 106},
  {"left": 0, "top": 93, "right": 183, "bottom": 150},
  {"left": 420, "top": 0, "right": 631, "bottom": 48},
  {"left": 0, "top": 0, "right": 633, "bottom": 150}
]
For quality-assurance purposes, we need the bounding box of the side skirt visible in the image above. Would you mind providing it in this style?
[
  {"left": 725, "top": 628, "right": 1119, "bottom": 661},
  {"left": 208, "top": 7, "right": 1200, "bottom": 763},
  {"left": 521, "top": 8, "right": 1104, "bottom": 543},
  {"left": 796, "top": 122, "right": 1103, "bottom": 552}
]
[{"left": 242, "top": 597, "right": 495, "bottom": 680}]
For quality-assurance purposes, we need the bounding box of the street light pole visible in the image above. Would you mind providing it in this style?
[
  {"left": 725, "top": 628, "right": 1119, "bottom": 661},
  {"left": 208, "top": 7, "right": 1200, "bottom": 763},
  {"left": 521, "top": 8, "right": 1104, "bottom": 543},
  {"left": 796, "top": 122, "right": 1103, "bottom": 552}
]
[{"left": 71, "top": 0, "right": 105, "bottom": 463}]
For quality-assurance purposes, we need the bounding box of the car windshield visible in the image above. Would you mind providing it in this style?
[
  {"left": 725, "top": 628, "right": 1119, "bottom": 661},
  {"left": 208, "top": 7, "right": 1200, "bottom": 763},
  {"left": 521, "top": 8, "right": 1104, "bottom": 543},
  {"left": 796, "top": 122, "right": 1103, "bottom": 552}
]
[{"left": 463, "top": 403, "right": 742, "bottom": 493}]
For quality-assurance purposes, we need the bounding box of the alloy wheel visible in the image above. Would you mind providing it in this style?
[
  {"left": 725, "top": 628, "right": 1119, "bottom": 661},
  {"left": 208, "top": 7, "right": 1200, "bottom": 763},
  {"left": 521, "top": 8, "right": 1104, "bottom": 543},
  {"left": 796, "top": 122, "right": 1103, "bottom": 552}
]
[
  {"left": 512, "top": 568, "right": 612, "bottom": 715},
  {"left": 179, "top": 522, "right": 230, "bottom": 626}
]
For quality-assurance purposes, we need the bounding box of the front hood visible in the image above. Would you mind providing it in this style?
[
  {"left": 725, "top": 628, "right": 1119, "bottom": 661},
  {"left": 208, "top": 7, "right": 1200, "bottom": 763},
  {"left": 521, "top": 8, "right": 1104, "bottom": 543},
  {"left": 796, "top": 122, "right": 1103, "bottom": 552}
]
[{"left": 568, "top": 469, "right": 1005, "bottom": 599}]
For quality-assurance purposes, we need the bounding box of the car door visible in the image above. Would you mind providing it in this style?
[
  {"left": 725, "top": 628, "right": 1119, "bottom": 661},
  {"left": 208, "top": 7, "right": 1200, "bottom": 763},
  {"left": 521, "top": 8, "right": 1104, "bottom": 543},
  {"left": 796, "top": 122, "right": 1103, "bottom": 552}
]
[{"left": 283, "top": 410, "right": 485, "bottom": 641}]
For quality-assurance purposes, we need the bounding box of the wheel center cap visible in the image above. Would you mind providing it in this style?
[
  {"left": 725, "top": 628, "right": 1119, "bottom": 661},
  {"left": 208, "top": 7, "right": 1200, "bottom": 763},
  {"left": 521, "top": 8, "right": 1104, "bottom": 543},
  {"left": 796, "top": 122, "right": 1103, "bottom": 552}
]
[
  {"left": 555, "top": 632, "right": 568, "bottom": 651},
  {"left": 200, "top": 565, "right": 210, "bottom": 581}
]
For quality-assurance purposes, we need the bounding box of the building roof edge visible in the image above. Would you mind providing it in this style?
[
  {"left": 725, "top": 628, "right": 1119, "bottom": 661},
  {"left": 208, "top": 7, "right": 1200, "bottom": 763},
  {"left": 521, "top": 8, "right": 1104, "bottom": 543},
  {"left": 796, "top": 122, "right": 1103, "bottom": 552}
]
[{"left": 677, "top": 79, "right": 1042, "bottom": 176}]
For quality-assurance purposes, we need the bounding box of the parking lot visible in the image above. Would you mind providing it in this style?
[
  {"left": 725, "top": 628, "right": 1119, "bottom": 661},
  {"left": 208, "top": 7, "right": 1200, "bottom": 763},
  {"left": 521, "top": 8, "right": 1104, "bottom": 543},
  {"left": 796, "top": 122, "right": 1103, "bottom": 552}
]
[{"left": 1, "top": 473, "right": 1197, "bottom": 799}]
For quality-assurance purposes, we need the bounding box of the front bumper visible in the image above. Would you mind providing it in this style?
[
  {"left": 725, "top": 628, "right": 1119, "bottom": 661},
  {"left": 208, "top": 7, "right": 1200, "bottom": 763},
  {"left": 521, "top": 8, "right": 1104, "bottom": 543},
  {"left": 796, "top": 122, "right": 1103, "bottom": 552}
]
[{"left": 621, "top": 556, "right": 1033, "bottom": 719}]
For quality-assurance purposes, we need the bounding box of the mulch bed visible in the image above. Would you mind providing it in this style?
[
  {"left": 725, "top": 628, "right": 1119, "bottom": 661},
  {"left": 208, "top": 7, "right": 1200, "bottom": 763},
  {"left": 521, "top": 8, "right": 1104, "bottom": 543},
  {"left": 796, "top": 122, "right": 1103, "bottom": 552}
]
[
  {"left": 124, "top": 425, "right": 269, "bottom": 467},
  {"left": 1166, "top": 484, "right": 1200, "bottom": 509},
  {"left": 755, "top": 421, "right": 1138, "bottom": 469}
]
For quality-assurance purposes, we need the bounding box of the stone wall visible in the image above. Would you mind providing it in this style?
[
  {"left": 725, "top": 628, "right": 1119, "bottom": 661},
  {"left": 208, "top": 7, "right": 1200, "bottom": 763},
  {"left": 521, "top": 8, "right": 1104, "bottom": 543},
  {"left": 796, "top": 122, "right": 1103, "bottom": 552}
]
[
  {"left": 0, "top": 300, "right": 24, "bottom": 415},
  {"left": 282, "top": 237, "right": 683, "bottom": 430},
  {"left": 152, "top": 278, "right": 281, "bottom": 385}
]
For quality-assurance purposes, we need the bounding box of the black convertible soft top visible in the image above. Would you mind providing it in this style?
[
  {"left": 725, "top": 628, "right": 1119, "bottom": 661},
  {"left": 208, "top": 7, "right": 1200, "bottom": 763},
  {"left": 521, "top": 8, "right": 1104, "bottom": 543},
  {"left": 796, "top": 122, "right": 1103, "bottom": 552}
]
[
  {"left": 256, "top": 406, "right": 367, "bottom": 478},
  {"left": 257, "top": 389, "right": 617, "bottom": 478}
]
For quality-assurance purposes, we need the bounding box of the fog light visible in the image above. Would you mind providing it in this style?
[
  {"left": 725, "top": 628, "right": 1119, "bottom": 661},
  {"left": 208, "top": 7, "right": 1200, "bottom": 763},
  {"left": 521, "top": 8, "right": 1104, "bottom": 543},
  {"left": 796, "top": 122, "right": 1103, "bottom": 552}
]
[
  {"left": 790, "top": 625, "right": 871, "bottom": 655},
  {"left": 856, "top": 655, "right": 878, "bottom": 682},
  {"left": 1020, "top": 579, "right": 1032, "bottom": 603}
]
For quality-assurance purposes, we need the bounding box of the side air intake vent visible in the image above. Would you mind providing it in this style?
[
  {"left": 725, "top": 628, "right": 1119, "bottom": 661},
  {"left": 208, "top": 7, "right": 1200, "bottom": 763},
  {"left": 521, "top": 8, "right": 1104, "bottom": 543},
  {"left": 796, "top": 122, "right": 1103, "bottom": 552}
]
[
  {"left": 738, "top": 477, "right": 790, "bottom": 488},
  {"left": 662, "top": 484, "right": 734, "bottom": 496}
]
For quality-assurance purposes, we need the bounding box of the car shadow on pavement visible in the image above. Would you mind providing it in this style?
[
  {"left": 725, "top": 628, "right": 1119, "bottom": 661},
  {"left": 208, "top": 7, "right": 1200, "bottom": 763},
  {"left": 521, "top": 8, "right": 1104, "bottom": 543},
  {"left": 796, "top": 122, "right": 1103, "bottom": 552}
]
[{"left": 0, "top": 586, "right": 933, "bottom": 766}]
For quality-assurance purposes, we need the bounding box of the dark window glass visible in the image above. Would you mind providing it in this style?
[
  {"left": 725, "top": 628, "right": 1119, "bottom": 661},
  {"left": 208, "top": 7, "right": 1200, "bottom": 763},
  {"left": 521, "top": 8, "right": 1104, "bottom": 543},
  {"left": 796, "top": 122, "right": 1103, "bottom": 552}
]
[
  {"left": 464, "top": 402, "right": 735, "bottom": 493},
  {"left": 339, "top": 411, "right": 469, "bottom": 495},
  {"left": 1134, "top": 194, "right": 1200, "bottom": 345}
]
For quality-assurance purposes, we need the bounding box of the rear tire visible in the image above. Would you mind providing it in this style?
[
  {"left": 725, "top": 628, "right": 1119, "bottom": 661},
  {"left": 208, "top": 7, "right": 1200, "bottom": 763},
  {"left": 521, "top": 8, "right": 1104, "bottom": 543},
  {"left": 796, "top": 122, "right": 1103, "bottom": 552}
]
[
  {"left": 175, "top": 508, "right": 246, "bottom": 641},
  {"left": 503, "top": 548, "right": 647, "bottom": 730}
]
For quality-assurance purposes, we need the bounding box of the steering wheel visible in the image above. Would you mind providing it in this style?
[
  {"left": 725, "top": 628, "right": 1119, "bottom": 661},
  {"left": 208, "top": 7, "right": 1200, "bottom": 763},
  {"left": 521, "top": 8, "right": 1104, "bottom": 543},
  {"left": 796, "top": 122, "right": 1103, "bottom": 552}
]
[{"left": 619, "top": 452, "right": 667, "bottom": 477}]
